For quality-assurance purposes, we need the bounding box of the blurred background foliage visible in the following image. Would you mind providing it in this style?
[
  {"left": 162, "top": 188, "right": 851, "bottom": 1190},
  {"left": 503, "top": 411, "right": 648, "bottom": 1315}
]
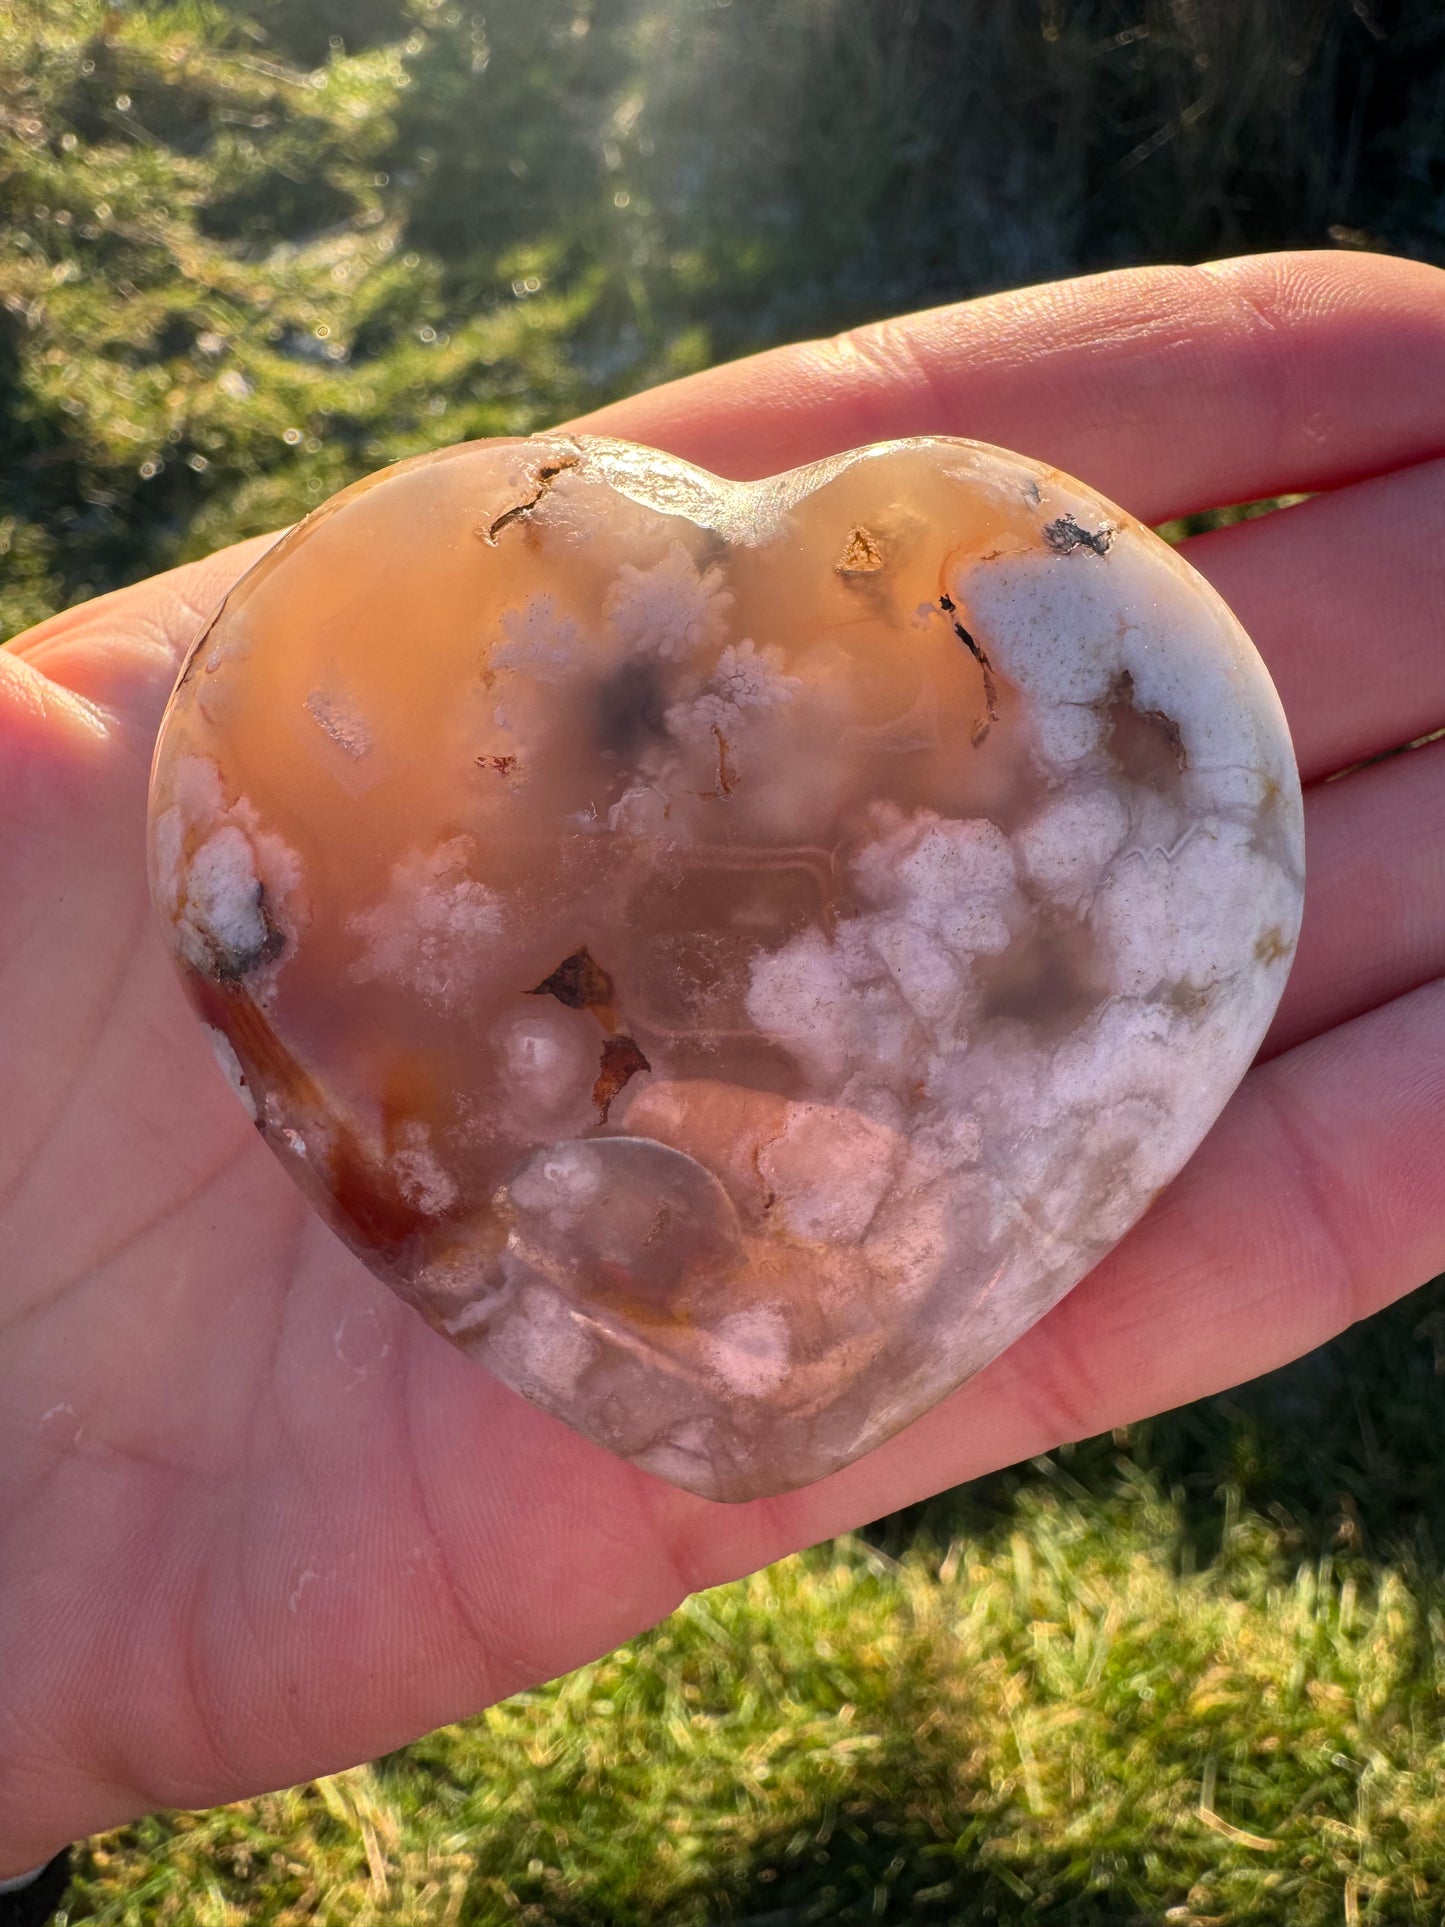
[
  {"left": 9, "top": 2, "right": 1445, "bottom": 1919},
  {"left": 3, "top": 0, "right": 1444, "bottom": 640}
]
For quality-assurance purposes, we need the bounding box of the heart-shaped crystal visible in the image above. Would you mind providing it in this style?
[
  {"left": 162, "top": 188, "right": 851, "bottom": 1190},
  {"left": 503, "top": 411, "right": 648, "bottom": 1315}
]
[{"left": 148, "top": 435, "right": 1304, "bottom": 1500}]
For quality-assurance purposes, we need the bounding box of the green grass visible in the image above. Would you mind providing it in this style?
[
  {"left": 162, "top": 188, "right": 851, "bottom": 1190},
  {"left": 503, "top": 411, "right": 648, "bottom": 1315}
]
[
  {"left": 11, "top": 2, "right": 1445, "bottom": 1918},
  {"left": 66, "top": 1279, "right": 1445, "bottom": 1924}
]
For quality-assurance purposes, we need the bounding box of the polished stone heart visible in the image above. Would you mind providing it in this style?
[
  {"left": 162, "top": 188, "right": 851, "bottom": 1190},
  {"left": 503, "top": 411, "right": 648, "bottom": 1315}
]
[{"left": 147, "top": 434, "right": 1304, "bottom": 1501}]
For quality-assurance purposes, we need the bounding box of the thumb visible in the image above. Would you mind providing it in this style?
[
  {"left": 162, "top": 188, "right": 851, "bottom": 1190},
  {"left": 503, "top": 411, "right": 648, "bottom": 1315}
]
[{"left": 7, "top": 530, "right": 284, "bottom": 740}]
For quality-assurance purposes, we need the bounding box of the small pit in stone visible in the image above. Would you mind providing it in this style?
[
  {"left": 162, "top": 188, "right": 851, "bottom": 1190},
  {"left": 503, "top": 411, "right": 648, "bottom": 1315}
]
[
  {"left": 1254, "top": 926, "right": 1292, "bottom": 965},
  {"left": 530, "top": 946, "right": 616, "bottom": 1014},
  {"left": 837, "top": 526, "right": 885, "bottom": 575},
  {"left": 1043, "top": 514, "right": 1115, "bottom": 557},
  {"left": 1101, "top": 671, "right": 1187, "bottom": 796},
  {"left": 1161, "top": 979, "right": 1211, "bottom": 1017},
  {"left": 974, "top": 912, "right": 1109, "bottom": 1040},
  {"left": 593, "top": 1035, "right": 651, "bottom": 1121}
]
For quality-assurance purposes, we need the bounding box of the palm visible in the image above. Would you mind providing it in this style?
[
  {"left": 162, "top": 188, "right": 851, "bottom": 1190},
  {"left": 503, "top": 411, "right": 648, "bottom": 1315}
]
[
  {"left": 4, "top": 250, "right": 1445, "bottom": 1871},
  {"left": 0, "top": 609, "right": 689, "bottom": 1831}
]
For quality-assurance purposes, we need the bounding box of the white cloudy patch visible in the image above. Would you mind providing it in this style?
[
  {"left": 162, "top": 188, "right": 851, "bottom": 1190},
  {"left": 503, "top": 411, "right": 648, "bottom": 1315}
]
[
  {"left": 154, "top": 755, "right": 303, "bottom": 992},
  {"left": 391, "top": 1120, "right": 459, "bottom": 1217},
  {"left": 702, "top": 1306, "right": 793, "bottom": 1397},
  {"left": 1090, "top": 819, "right": 1298, "bottom": 996},
  {"left": 1016, "top": 787, "right": 1130, "bottom": 901},
  {"left": 744, "top": 926, "right": 857, "bottom": 1089},
  {"left": 305, "top": 679, "right": 373, "bottom": 761},
  {"left": 605, "top": 539, "right": 732, "bottom": 660},
  {"left": 180, "top": 825, "right": 271, "bottom": 973},
  {"left": 493, "top": 595, "right": 588, "bottom": 681},
  {"left": 665, "top": 638, "right": 799, "bottom": 740},
  {"left": 461, "top": 1286, "right": 598, "bottom": 1404},
  {"left": 747, "top": 807, "right": 1023, "bottom": 1095},
  {"left": 852, "top": 809, "right": 1020, "bottom": 958},
  {"left": 490, "top": 1004, "right": 595, "bottom": 1118},
  {"left": 346, "top": 835, "right": 502, "bottom": 1008}
]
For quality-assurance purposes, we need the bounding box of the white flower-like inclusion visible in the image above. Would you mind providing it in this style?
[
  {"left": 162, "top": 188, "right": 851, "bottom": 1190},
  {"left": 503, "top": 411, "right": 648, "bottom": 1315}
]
[{"left": 147, "top": 431, "right": 1304, "bottom": 1503}]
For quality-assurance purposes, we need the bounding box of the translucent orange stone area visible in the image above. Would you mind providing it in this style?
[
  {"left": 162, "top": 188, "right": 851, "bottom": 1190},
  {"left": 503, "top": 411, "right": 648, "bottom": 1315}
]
[{"left": 148, "top": 435, "right": 1304, "bottom": 1500}]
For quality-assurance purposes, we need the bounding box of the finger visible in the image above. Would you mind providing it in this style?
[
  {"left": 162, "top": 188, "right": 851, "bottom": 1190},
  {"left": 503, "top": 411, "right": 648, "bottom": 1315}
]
[
  {"left": 694, "top": 974, "right": 1445, "bottom": 1567},
  {"left": 0, "top": 647, "right": 110, "bottom": 786},
  {"left": 575, "top": 250, "right": 1445, "bottom": 523},
  {"left": 7, "top": 531, "right": 283, "bottom": 730},
  {"left": 1181, "top": 456, "right": 1445, "bottom": 784},
  {"left": 1261, "top": 738, "right": 1445, "bottom": 1059}
]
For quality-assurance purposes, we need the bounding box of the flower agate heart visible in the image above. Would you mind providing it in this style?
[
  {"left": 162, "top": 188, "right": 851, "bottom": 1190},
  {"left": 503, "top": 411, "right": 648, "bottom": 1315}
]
[{"left": 147, "top": 434, "right": 1304, "bottom": 1501}]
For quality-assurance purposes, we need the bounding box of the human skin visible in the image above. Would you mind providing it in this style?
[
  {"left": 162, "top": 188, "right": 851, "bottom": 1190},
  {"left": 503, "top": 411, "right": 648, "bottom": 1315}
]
[{"left": 3, "top": 249, "right": 1445, "bottom": 1873}]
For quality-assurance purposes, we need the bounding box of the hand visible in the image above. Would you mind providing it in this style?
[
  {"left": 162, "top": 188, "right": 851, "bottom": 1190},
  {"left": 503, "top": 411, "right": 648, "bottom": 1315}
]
[{"left": 4, "top": 250, "right": 1444, "bottom": 1873}]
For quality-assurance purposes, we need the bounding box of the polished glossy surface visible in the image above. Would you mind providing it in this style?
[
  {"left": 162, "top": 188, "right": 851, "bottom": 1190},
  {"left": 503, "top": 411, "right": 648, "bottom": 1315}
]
[{"left": 148, "top": 434, "right": 1304, "bottom": 1500}]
